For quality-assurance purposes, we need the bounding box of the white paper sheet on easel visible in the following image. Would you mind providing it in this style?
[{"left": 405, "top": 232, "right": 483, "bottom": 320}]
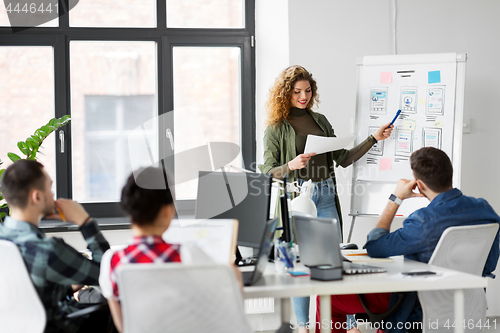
[{"left": 304, "top": 135, "right": 355, "bottom": 155}]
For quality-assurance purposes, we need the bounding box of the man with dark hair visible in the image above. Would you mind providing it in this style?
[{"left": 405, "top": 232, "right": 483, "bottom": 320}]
[
  {"left": 319, "top": 147, "right": 500, "bottom": 333},
  {"left": 0, "top": 160, "right": 111, "bottom": 333}
]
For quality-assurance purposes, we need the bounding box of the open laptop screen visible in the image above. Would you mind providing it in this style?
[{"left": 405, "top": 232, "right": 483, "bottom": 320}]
[{"left": 293, "top": 216, "right": 343, "bottom": 268}]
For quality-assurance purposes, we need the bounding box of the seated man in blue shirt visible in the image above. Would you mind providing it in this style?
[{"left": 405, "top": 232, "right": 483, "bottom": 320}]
[{"left": 322, "top": 147, "right": 500, "bottom": 333}]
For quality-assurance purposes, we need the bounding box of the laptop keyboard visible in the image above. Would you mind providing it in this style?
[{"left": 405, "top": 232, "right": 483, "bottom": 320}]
[
  {"left": 242, "top": 271, "right": 254, "bottom": 285},
  {"left": 343, "top": 262, "right": 387, "bottom": 275}
]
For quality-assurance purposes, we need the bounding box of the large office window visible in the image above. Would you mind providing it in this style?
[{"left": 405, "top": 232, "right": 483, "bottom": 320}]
[
  {"left": 0, "top": 1, "right": 255, "bottom": 219},
  {"left": 172, "top": 47, "right": 241, "bottom": 199},
  {"left": 0, "top": 46, "right": 56, "bottom": 193}
]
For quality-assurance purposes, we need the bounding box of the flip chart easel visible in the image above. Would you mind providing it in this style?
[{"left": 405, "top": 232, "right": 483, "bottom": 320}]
[{"left": 347, "top": 53, "right": 467, "bottom": 242}]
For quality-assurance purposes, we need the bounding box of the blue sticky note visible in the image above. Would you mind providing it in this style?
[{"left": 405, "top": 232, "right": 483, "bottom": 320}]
[{"left": 428, "top": 71, "right": 441, "bottom": 84}]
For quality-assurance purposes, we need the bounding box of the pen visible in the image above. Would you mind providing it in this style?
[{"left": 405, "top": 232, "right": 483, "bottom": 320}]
[
  {"left": 346, "top": 253, "right": 368, "bottom": 256},
  {"left": 55, "top": 206, "right": 66, "bottom": 222},
  {"left": 278, "top": 243, "right": 293, "bottom": 268},
  {"left": 390, "top": 109, "right": 401, "bottom": 127}
]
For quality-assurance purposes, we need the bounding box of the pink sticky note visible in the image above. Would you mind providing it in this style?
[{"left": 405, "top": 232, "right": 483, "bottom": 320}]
[
  {"left": 380, "top": 72, "right": 392, "bottom": 84},
  {"left": 379, "top": 158, "right": 392, "bottom": 171}
]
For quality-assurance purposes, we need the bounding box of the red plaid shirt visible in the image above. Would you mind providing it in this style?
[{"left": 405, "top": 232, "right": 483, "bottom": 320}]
[{"left": 109, "top": 235, "right": 181, "bottom": 300}]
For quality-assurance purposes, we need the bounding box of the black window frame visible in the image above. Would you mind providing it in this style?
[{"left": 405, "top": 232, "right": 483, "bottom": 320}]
[{"left": 0, "top": 0, "right": 256, "bottom": 220}]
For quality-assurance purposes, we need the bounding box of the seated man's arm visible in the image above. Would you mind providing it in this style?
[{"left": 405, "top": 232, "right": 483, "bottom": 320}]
[
  {"left": 108, "top": 299, "right": 123, "bottom": 333},
  {"left": 46, "top": 233, "right": 109, "bottom": 286},
  {"left": 45, "top": 199, "right": 110, "bottom": 286},
  {"left": 365, "top": 217, "right": 427, "bottom": 258},
  {"left": 483, "top": 231, "right": 500, "bottom": 277},
  {"left": 364, "top": 179, "right": 426, "bottom": 258}
]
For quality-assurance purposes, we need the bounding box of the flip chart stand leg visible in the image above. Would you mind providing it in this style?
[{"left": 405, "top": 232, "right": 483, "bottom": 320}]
[
  {"left": 347, "top": 216, "right": 356, "bottom": 243},
  {"left": 320, "top": 295, "right": 332, "bottom": 333},
  {"left": 454, "top": 289, "right": 465, "bottom": 333},
  {"left": 280, "top": 298, "right": 292, "bottom": 327}
]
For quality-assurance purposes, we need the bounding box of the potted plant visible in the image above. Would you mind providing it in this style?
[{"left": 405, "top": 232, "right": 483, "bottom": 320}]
[{"left": 0, "top": 115, "right": 71, "bottom": 220}]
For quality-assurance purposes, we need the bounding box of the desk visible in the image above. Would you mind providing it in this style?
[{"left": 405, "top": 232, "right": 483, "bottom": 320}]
[{"left": 243, "top": 257, "right": 487, "bottom": 333}]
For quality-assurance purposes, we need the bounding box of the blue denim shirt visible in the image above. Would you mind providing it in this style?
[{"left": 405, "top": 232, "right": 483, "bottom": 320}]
[{"left": 363, "top": 188, "right": 500, "bottom": 332}]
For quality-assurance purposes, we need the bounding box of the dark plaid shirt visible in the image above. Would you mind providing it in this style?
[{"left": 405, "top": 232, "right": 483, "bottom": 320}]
[{"left": 0, "top": 216, "right": 110, "bottom": 333}]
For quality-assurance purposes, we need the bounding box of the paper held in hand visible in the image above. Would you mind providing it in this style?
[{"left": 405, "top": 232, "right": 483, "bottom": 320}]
[{"left": 304, "top": 135, "right": 355, "bottom": 155}]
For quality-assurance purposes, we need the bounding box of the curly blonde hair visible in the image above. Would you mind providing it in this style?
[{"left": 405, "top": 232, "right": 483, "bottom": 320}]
[{"left": 265, "top": 65, "right": 320, "bottom": 126}]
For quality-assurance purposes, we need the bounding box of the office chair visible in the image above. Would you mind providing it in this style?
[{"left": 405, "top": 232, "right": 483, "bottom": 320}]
[
  {"left": 118, "top": 263, "right": 254, "bottom": 333},
  {"left": 418, "top": 223, "right": 499, "bottom": 333},
  {"left": 0, "top": 240, "right": 46, "bottom": 333},
  {"left": 0, "top": 239, "right": 115, "bottom": 333}
]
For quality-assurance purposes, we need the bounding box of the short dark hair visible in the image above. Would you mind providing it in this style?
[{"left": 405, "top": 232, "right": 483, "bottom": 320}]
[
  {"left": 120, "top": 167, "right": 174, "bottom": 225},
  {"left": 0, "top": 160, "right": 47, "bottom": 209},
  {"left": 410, "top": 147, "right": 453, "bottom": 192}
]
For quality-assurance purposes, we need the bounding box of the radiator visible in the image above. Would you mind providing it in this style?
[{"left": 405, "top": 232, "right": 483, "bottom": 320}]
[{"left": 244, "top": 297, "right": 275, "bottom": 314}]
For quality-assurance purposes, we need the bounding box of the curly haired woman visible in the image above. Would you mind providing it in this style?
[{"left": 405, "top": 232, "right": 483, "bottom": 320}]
[{"left": 258, "top": 65, "right": 393, "bottom": 333}]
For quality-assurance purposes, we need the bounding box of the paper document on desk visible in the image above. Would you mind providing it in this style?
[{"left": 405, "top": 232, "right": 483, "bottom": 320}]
[
  {"left": 304, "top": 135, "right": 355, "bottom": 155},
  {"left": 163, "top": 219, "right": 238, "bottom": 265},
  {"left": 343, "top": 250, "right": 394, "bottom": 263}
]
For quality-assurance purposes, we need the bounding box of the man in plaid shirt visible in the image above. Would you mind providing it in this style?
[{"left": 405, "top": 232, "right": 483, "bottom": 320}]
[{"left": 0, "top": 160, "right": 111, "bottom": 333}]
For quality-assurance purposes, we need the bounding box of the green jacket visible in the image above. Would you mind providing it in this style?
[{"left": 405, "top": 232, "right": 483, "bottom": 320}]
[{"left": 258, "top": 110, "right": 349, "bottom": 230}]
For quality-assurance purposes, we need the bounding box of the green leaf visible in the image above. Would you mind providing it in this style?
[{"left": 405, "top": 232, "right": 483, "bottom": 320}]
[
  {"left": 55, "top": 115, "right": 71, "bottom": 127},
  {"left": 0, "top": 169, "right": 4, "bottom": 179},
  {"left": 48, "top": 118, "right": 56, "bottom": 127},
  {"left": 26, "top": 138, "right": 38, "bottom": 149},
  {"left": 17, "top": 141, "right": 31, "bottom": 156},
  {"left": 30, "top": 135, "right": 41, "bottom": 144},
  {"left": 7, "top": 152, "right": 22, "bottom": 162},
  {"left": 0, "top": 212, "right": 6, "bottom": 219},
  {"left": 35, "top": 130, "right": 46, "bottom": 139}
]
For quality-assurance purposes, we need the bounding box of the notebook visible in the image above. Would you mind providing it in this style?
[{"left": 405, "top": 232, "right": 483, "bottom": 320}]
[
  {"left": 241, "top": 217, "right": 279, "bottom": 286},
  {"left": 293, "top": 216, "right": 386, "bottom": 275}
]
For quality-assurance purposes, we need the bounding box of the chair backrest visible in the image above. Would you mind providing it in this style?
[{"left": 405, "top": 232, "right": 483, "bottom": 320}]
[
  {"left": 419, "top": 223, "right": 499, "bottom": 333},
  {"left": 0, "top": 240, "right": 46, "bottom": 333},
  {"left": 118, "top": 263, "right": 253, "bottom": 333},
  {"left": 428, "top": 223, "right": 499, "bottom": 275}
]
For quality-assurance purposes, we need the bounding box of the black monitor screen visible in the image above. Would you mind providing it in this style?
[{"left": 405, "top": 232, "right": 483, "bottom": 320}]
[{"left": 195, "top": 171, "right": 272, "bottom": 248}]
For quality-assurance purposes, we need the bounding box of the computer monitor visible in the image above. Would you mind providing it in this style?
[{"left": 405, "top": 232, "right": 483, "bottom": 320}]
[
  {"left": 195, "top": 171, "right": 272, "bottom": 248},
  {"left": 280, "top": 176, "right": 292, "bottom": 243}
]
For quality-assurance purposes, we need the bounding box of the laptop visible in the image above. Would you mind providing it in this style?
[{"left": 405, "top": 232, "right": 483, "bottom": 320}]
[
  {"left": 293, "top": 216, "right": 386, "bottom": 275},
  {"left": 241, "top": 217, "right": 279, "bottom": 286}
]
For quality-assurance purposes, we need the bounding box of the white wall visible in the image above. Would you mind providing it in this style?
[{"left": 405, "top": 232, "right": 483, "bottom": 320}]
[
  {"left": 255, "top": 0, "right": 290, "bottom": 168},
  {"left": 255, "top": 0, "right": 500, "bottom": 316}
]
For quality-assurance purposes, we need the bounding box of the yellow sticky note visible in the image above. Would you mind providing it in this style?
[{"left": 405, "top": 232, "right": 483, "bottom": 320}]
[
  {"left": 434, "top": 120, "right": 443, "bottom": 128},
  {"left": 403, "top": 118, "right": 417, "bottom": 131},
  {"left": 418, "top": 98, "right": 426, "bottom": 105},
  {"left": 195, "top": 229, "right": 210, "bottom": 239}
]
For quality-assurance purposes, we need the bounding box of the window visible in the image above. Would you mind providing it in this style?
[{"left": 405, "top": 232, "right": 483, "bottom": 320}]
[
  {"left": 166, "top": 0, "right": 244, "bottom": 28},
  {"left": 172, "top": 47, "right": 241, "bottom": 199},
  {"left": 79, "top": 94, "right": 156, "bottom": 202},
  {"left": 0, "top": 1, "right": 255, "bottom": 220},
  {"left": 0, "top": 46, "right": 56, "bottom": 193}
]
